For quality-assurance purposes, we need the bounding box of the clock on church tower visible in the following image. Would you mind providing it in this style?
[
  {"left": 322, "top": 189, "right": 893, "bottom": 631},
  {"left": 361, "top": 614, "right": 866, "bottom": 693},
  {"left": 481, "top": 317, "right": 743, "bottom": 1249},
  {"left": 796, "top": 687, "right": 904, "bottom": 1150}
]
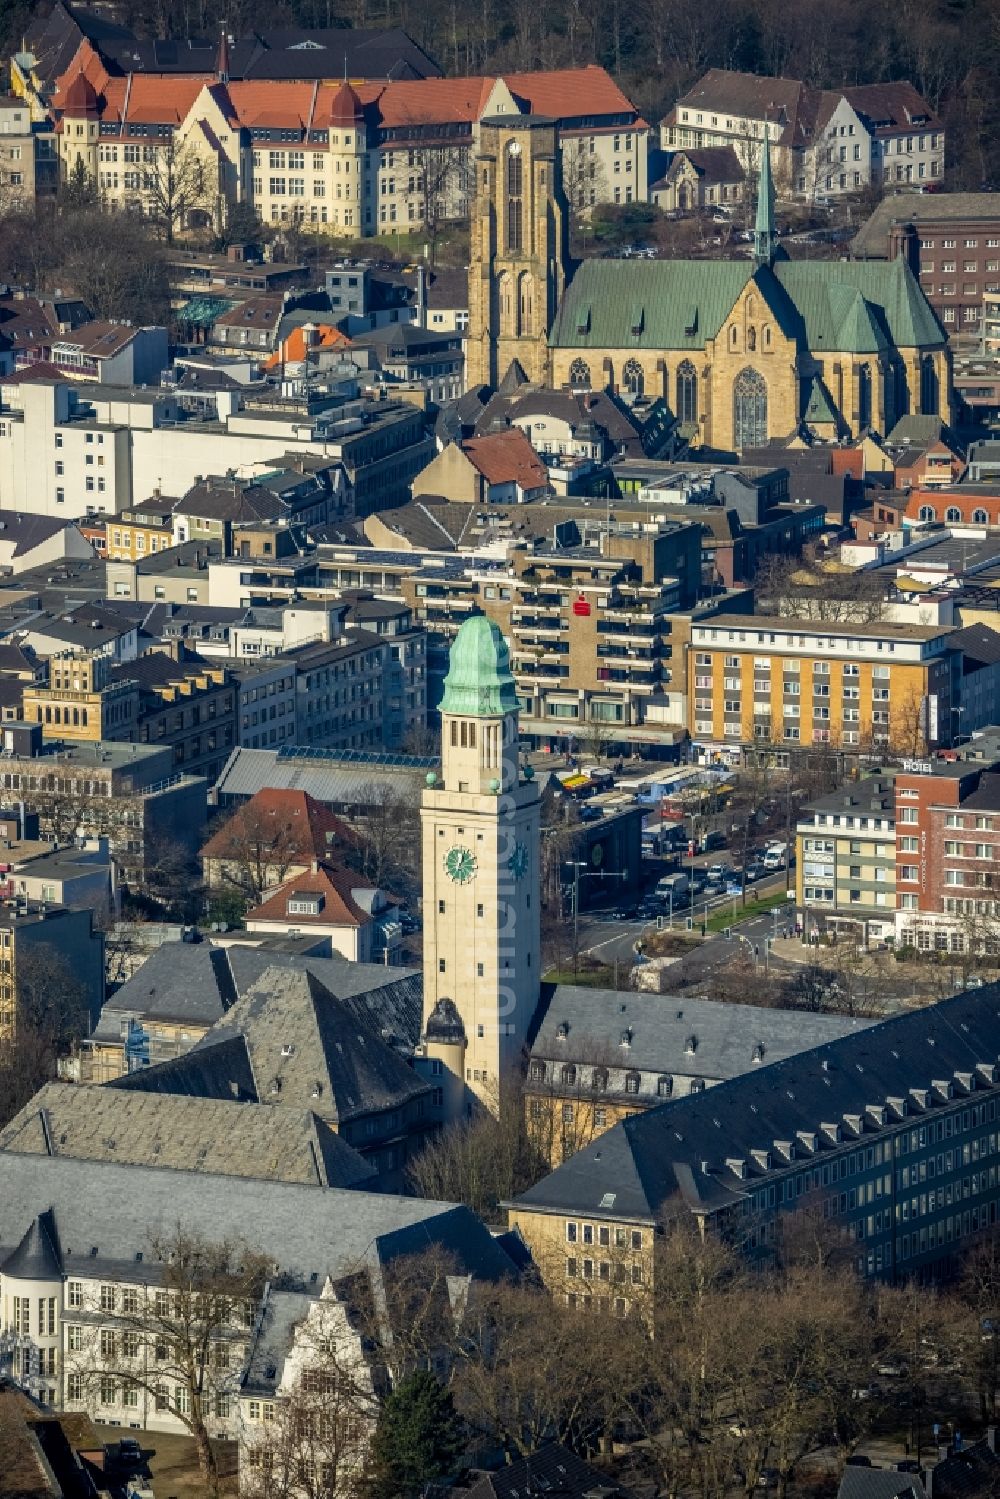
[{"left": 419, "top": 613, "right": 541, "bottom": 1118}]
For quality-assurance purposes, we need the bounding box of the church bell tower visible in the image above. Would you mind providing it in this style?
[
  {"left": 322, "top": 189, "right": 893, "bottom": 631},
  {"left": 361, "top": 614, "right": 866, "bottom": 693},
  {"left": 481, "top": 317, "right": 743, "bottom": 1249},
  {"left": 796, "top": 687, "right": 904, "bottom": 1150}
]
[
  {"left": 466, "top": 115, "right": 570, "bottom": 390},
  {"left": 418, "top": 614, "right": 541, "bottom": 1118}
]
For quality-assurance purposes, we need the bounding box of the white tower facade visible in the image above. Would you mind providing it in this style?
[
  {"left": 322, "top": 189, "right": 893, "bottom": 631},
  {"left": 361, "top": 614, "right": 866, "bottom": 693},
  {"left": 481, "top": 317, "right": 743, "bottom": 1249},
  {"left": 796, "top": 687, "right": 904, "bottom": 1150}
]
[{"left": 420, "top": 614, "right": 540, "bottom": 1116}]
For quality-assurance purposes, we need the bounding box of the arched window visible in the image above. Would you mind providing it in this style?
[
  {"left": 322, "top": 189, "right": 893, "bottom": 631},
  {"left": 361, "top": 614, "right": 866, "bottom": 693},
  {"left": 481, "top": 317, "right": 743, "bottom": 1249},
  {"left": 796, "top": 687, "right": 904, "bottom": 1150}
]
[
  {"left": 763, "top": 324, "right": 772, "bottom": 350},
  {"left": 568, "top": 357, "right": 591, "bottom": 389},
  {"left": 689, "top": 1077, "right": 706, "bottom": 1093},
  {"left": 623, "top": 357, "right": 643, "bottom": 396},
  {"left": 734, "top": 366, "right": 767, "bottom": 449},
  {"left": 517, "top": 271, "right": 533, "bottom": 337},
  {"left": 747, "top": 325, "right": 756, "bottom": 351},
  {"left": 858, "top": 364, "right": 872, "bottom": 430},
  {"left": 505, "top": 145, "right": 523, "bottom": 253},
  {"left": 946, "top": 507, "right": 961, "bottom": 523},
  {"left": 561, "top": 1064, "right": 576, "bottom": 1086},
  {"left": 918, "top": 505, "right": 936, "bottom": 521},
  {"left": 729, "top": 325, "right": 739, "bottom": 350},
  {"left": 624, "top": 1071, "right": 640, "bottom": 1094},
  {"left": 920, "top": 355, "right": 938, "bottom": 415},
  {"left": 747, "top": 295, "right": 757, "bottom": 318},
  {"left": 498, "top": 270, "right": 514, "bottom": 337},
  {"left": 676, "top": 359, "right": 697, "bottom": 425},
  {"left": 657, "top": 1074, "right": 673, "bottom": 1098},
  {"left": 973, "top": 509, "right": 989, "bottom": 524},
  {"left": 529, "top": 1060, "right": 545, "bottom": 1082}
]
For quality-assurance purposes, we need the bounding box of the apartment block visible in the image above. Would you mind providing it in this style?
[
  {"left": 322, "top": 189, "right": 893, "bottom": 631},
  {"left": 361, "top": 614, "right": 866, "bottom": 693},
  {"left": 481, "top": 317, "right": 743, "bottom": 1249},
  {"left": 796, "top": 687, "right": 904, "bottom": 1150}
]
[
  {"left": 0, "top": 376, "right": 424, "bottom": 520},
  {"left": 687, "top": 615, "right": 959, "bottom": 756},
  {"left": 853, "top": 193, "right": 1000, "bottom": 337},
  {"left": 894, "top": 759, "right": 1000, "bottom": 953},
  {"left": 795, "top": 776, "right": 897, "bottom": 945},
  {"left": 663, "top": 70, "right": 943, "bottom": 204}
]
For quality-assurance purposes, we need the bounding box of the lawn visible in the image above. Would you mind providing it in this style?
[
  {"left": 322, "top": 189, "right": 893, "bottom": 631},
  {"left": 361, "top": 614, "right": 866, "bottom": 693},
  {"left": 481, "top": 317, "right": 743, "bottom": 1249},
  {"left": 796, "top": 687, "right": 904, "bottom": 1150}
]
[{"left": 704, "top": 889, "right": 792, "bottom": 933}]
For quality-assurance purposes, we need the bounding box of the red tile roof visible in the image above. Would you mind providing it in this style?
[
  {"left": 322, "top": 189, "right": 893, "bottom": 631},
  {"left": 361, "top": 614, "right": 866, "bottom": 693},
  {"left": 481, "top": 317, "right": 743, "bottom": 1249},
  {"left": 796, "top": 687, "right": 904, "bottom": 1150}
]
[
  {"left": 462, "top": 430, "right": 549, "bottom": 491},
  {"left": 263, "top": 323, "right": 351, "bottom": 369},
  {"left": 53, "top": 55, "right": 641, "bottom": 139},
  {"left": 246, "top": 860, "right": 373, "bottom": 928},
  {"left": 201, "top": 788, "right": 358, "bottom": 864}
]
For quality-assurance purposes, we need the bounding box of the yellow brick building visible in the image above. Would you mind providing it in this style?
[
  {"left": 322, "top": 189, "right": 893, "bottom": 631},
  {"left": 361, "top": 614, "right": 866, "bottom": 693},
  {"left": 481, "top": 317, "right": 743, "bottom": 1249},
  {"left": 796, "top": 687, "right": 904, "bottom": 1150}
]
[{"left": 686, "top": 615, "right": 959, "bottom": 755}]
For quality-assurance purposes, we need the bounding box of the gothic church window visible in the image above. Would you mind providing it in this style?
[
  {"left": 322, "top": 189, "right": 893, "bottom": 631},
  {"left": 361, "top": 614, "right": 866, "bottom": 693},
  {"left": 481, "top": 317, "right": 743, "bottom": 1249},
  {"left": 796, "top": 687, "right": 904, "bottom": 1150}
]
[
  {"left": 920, "top": 355, "right": 939, "bottom": 415},
  {"left": 676, "top": 360, "right": 697, "bottom": 424},
  {"left": 858, "top": 364, "right": 872, "bottom": 429},
  {"left": 623, "top": 357, "right": 643, "bottom": 396},
  {"left": 569, "top": 358, "right": 591, "bottom": 389},
  {"left": 734, "top": 366, "right": 767, "bottom": 448},
  {"left": 505, "top": 144, "right": 523, "bottom": 253}
]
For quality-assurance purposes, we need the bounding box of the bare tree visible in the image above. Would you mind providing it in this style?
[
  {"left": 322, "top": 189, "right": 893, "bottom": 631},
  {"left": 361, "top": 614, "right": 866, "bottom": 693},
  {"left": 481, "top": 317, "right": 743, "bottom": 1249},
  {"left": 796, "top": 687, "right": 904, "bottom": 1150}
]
[
  {"left": 353, "top": 781, "right": 421, "bottom": 898},
  {"left": 203, "top": 801, "right": 309, "bottom": 909},
  {"left": 402, "top": 143, "right": 470, "bottom": 264},
  {"left": 406, "top": 1073, "right": 545, "bottom": 1221},
  {"left": 68, "top": 1229, "right": 269, "bottom": 1499},
  {"left": 141, "top": 134, "right": 215, "bottom": 243}
]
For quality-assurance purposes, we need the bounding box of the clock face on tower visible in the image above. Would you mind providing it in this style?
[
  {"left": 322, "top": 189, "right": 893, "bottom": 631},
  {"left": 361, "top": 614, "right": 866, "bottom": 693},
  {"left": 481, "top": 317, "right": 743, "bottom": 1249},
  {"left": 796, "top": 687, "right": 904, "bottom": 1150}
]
[
  {"left": 509, "top": 841, "right": 529, "bottom": 880},
  {"left": 444, "top": 845, "right": 477, "bottom": 883}
]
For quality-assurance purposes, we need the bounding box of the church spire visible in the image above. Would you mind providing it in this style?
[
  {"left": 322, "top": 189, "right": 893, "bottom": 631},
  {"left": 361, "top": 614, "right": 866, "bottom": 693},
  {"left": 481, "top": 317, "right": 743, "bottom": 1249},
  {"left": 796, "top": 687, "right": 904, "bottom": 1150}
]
[{"left": 754, "top": 134, "right": 776, "bottom": 268}]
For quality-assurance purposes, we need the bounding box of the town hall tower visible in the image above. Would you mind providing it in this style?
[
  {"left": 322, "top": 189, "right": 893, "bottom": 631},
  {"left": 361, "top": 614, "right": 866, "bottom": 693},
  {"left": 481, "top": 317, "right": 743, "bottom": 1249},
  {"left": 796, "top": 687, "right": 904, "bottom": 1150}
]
[{"left": 418, "top": 615, "right": 541, "bottom": 1117}]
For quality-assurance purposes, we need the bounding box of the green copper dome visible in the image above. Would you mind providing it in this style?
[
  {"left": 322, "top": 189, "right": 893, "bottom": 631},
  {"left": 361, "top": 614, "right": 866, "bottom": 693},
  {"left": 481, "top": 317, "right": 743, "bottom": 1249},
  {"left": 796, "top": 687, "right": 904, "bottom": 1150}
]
[{"left": 439, "top": 614, "right": 519, "bottom": 717}]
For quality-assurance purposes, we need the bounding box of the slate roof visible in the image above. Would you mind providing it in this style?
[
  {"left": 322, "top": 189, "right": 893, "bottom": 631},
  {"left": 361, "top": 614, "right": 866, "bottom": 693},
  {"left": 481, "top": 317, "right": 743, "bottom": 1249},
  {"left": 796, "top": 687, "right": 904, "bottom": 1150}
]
[
  {"left": 853, "top": 193, "right": 1000, "bottom": 260},
  {"left": 0, "top": 1151, "right": 515, "bottom": 1289},
  {"left": 837, "top": 1470, "right": 926, "bottom": 1499},
  {"left": 0, "top": 1080, "right": 376, "bottom": 1189},
  {"left": 551, "top": 256, "right": 943, "bottom": 355},
  {"left": 0, "top": 1208, "right": 62, "bottom": 1280},
  {"left": 948, "top": 624, "right": 1000, "bottom": 671},
  {"left": 511, "top": 983, "right": 1000, "bottom": 1223},
  {"left": 924, "top": 1438, "right": 1000, "bottom": 1499},
  {"left": 459, "top": 1442, "right": 629, "bottom": 1499},
  {"left": 661, "top": 145, "right": 744, "bottom": 186},
  {"left": 93, "top": 941, "right": 423, "bottom": 1052},
  {"left": 531, "top": 986, "right": 873, "bottom": 1093},
  {"left": 113, "top": 964, "right": 431, "bottom": 1124}
]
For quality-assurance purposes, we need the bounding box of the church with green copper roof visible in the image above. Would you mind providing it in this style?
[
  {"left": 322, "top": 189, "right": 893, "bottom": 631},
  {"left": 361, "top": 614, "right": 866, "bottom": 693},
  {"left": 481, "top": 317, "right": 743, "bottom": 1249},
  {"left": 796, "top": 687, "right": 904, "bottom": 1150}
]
[{"left": 466, "top": 119, "right": 951, "bottom": 453}]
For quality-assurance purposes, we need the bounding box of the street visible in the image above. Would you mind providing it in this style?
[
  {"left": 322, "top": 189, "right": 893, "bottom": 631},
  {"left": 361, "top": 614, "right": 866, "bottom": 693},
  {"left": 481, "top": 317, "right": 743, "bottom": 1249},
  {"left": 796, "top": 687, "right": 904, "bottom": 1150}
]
[{"left": 578, "top": 870, "right": 796, "bottom": 977}]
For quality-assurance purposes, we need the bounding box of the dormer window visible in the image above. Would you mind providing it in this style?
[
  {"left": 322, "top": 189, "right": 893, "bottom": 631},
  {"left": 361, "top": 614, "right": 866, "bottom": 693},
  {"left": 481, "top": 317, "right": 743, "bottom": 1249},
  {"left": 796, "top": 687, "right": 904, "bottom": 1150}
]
[
  {"left": 620, "top": 1028, "right": 632, "bottom": 1049},
  {"left": 288, "top": 894, "right": 323, "bottom": 916},
  {"left": 685, "top": 1035, "right": 697, "bottom": 1055}
]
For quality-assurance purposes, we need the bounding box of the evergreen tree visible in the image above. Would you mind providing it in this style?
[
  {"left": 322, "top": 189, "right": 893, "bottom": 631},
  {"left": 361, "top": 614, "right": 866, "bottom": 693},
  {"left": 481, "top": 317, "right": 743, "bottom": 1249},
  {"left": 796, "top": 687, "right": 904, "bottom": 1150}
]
[{"left": 366, "top": 1370, "right": 465, "bottom": 1499}]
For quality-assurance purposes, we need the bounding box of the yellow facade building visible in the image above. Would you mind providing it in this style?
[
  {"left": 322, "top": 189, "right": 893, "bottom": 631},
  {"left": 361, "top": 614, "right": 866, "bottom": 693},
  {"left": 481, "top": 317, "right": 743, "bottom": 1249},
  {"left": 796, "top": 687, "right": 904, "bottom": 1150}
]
[{"left": 686, "top": 614, "right": 959, "bottom": 755}]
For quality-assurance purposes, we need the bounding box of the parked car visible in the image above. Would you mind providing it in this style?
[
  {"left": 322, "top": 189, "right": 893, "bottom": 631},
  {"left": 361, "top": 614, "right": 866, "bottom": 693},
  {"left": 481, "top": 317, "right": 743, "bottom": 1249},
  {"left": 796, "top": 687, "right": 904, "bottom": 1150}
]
[
  {"left": 579, "top": 804, "right": 604, "bottom": 822},
  {"left": 875, "top": 1360, "right": 907, "bottom": 1377}
]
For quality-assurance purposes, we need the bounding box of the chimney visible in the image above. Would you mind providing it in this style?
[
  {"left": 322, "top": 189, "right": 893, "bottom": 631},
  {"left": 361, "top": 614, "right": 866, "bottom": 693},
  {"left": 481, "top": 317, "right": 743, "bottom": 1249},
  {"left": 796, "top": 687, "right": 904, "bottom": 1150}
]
[{"left": 416, "top": 265, "right": 428, "bottom": 330}]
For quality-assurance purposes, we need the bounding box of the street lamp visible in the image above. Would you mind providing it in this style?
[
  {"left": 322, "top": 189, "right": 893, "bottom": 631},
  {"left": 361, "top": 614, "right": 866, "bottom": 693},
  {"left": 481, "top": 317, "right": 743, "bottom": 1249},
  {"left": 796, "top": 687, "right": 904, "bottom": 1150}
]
[{"left": 567, "top": 859, "right": 628, "bottom": 974}]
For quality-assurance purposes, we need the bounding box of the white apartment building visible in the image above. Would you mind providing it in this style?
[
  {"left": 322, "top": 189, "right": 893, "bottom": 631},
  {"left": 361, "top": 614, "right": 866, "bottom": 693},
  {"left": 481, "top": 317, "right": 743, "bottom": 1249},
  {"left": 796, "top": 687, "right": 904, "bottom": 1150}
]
[
  {"left": 0, "top": 376, "right": 417, "bottom": 519},
  {"left": 662, "top": 70, "right": 944, "bottom": 204}
]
